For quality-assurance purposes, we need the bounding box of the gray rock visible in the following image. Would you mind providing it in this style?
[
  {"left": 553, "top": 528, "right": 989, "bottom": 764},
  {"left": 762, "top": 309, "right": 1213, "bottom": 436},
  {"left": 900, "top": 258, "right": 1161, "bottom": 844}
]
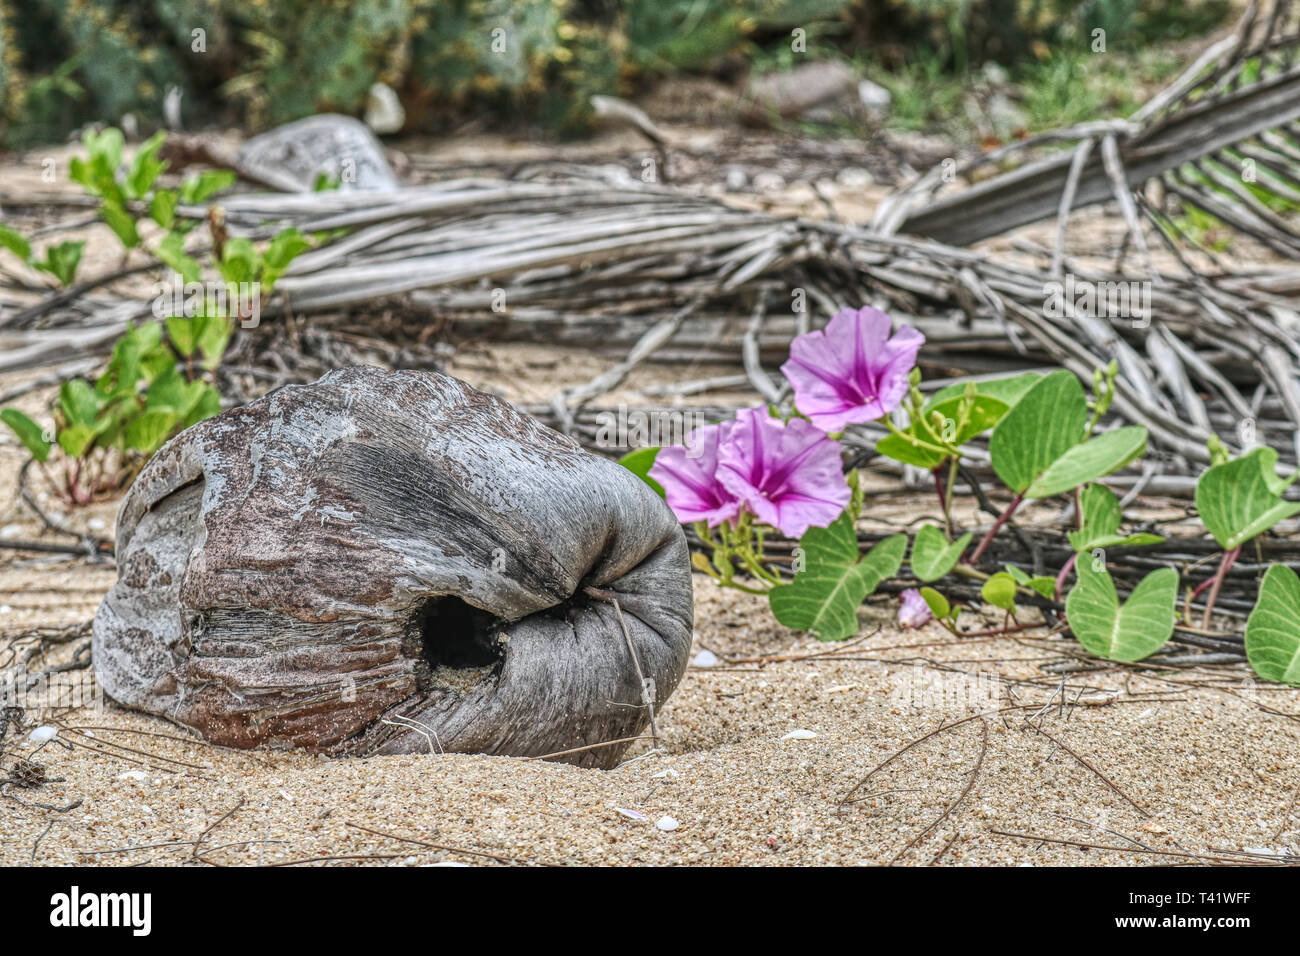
[
  {"left": 745, "top": 61, "right": 858, "bottom": 122},
  {"left": 92, "top": 368, "right": 693, "bottom": 768},
  {"left": 237, "top": 114, "right": 400, "bottom": 192}
]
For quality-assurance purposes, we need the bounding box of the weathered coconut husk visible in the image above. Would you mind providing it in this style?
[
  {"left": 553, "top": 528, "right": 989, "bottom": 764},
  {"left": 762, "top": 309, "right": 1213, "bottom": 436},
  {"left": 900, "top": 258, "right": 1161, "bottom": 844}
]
[{"left": 92, "top": 367, "right": 693, "bottom": 768}]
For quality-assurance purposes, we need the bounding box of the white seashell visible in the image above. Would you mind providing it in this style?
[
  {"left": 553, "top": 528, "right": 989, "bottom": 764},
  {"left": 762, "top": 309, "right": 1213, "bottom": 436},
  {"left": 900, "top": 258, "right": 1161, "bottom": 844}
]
[
  {"left": 782, "top": 729, "right": 818, "bottom": 740},
  {"left": 692, "top": 650, "right": 719, "bottom": 667}
]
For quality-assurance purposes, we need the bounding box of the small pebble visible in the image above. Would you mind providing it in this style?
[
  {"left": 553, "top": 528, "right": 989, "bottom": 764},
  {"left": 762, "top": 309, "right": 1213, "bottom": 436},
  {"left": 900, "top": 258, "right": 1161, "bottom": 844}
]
[
  {"left": 87, "top": 517, "right": 106, "bottom": 531},
  {"left": 692, "top": 649, "right": 719, "bottom": 668},
  {"left": 656, "top": 815, "right": 680, "bottom": 831}
]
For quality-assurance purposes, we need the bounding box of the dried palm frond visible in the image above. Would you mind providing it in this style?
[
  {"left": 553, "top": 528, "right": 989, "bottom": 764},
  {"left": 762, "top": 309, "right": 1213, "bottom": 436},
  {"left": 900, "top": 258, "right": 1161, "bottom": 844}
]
[{"left": 879, "top": 0, "right": 1300, "bottom": 262}]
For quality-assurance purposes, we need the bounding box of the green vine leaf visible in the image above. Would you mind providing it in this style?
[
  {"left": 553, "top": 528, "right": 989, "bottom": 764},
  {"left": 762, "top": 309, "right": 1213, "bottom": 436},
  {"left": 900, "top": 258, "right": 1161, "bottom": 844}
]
[
  {"left": 981, "top": 572, "right": 1018, "bottom": 612},
  {"left": 769, "top": 517, "right": 905, "bottom": 641},
  {"left": 989, "top": 370, "right": 1087, "bottom": 494},
  {"left": 1195, "top": 446, "right": 1300, "bottom": 550},
  {"left": 1025, "top": 426, "right": 1147, "bottom": 499},
  {"left": 1068, "top": 483, "right": 1164, "bottom": 552},
  {"left": 925, "top": 371, "right": 1043, "bottom": 409},
  {"left": 1245, "top": 564, "right": 1300, "bottom": 684},
  {"left": 1065, "top": 562, "right": 1178, "bottom": 662},
  {"left": 910, "top": 524, "right": 972, "bottom": 582},
  {"left": 1005, "top": 564, "right": 1056, "bottom": 600}
]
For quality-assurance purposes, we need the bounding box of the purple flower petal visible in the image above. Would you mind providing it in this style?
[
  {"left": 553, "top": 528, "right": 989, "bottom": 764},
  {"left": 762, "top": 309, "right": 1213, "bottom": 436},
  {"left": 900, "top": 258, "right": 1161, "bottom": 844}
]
[
  {"left": 715, "top": 408, "right": 850, "bottom": 538},
  {"left": 781, "top": 307, "right": 925, "bottom": 433},
  {"left": 648, "top": 422, "right": 741, "bottom": 526},
  {"left": 898, "top": 588, "right": 933, "bottom": 629}
]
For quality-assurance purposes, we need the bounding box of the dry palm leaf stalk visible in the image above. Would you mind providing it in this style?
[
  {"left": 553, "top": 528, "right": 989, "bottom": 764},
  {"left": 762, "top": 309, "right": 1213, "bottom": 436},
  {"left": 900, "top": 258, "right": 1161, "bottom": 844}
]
[
  {"left": 880, "top": 0, "right": 1300, "bottom": 261},
  {"left": 4, "top": 171, "right": 1299, "bottom": 471}
]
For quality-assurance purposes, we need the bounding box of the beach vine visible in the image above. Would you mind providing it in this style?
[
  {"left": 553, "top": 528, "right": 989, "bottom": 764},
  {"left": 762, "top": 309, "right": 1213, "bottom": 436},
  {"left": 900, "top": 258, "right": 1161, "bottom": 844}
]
[{"left": 625, "top": 306, "right": 1300, "bottom": 685}]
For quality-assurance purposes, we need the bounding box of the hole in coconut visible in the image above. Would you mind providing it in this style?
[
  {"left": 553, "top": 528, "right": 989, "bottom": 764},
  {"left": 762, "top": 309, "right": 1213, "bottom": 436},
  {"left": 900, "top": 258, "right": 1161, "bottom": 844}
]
[{"left": 415, "top": 596, "right": 506, "bottom": 684}]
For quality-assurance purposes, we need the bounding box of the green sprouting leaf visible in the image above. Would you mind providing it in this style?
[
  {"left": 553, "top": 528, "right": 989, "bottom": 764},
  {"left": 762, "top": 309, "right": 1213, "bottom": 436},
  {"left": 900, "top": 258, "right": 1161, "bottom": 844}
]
[
  {"left": 1, "top": 409, "right": 52, "bottom": 462},
  {"left": 125, "top": 409, "right": 178, "bottom": 455},
  {"left": 33, "top": 240, "right": 84, "bottom": 286},
  {"left": 156, "top": 231, "right": 201, "bottom": 285},
  {"left": 146, "top": 365, "right": 201, "bottom": 416},
  {"left": 125, "top": 131, "right": 167, "bottom": 199},
  {"left": 179, "top": 169, "right": 236, "bottom": 205},
  {"left": 1195, "top": 446, "right": 1300, "bottom": 550},
  {"left": 166, "top": 315, "right": 198, "bottom": 358},
  {"left": 876, "top": 392, "right": 1012, "bottom": 470},
  {"left": 83, "top": 126, "right": 124, "bottom": 172},
  {"left": 769, "top": 518, "right": 906, "bottom": 640},
  {"left": 262, "top": 228, "right": 311, "bottom": 291},
  {"left": 989, "top": 370, "right": 1087, "bottom": 494},
  {"left": 910, "top": 524, "right": 972, "bottom": 582},
  {"left": 182, "top": 384, "right": 222, "bottom": 428},
  {"left": 58, "top": 379, "right": 101, "bottom": 427},
  {"left": 1026, "top": 426, "right": 1148, "bottom": 499},
  {"left": 981, "top": 572, "right": 1018, "bottom": 612},
  {"left": 874, "top": 431, "right": 946, "bottom": 470},
  {"left": 100, "top": 201, "right": 140, "bottom": 250},
  {"left": 1065, "top": 562, "right": 1178, "bottom": 662},
  {"left": 57, "top": 423, "right": 98, "bottom": 459},
  {"left": 149, "top": 189, "right": 178, "bottom": 229},
  {"left": 923, "top": 393, "right": 1011, "bottom": 446},
  {"left": 617, "top": 447, "right": 664, "bottom": 497},
  {"left": 312, "top": 172, "right": 341, "bottom": 192},
  {"left": 927, "top": 371, "right": 1044, "bottom": 410},
  {"left": 0, "top": 224, "right": 31, "bottom": 262},
  {"left": 1245, "top": 564, "right": 1300, "bottom": 684},
  {"left": 1067, "top": 483, "right": 1164, "bottom": 552},
  {"left": 195, "top": 313, "right": 233, "bottom": 370},
  {"left": 1005, "top": 564, "right": 1057, "bottom": 600},
  {"left": 219, "top": 237, "right": 259, "bottom": 286}
]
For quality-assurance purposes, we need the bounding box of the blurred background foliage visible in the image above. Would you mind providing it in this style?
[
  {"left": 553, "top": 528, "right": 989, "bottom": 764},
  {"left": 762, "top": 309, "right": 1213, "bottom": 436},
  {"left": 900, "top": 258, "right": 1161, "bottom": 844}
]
[{"left": 0, "top": 0, "right": 1234, "bottom": 147}]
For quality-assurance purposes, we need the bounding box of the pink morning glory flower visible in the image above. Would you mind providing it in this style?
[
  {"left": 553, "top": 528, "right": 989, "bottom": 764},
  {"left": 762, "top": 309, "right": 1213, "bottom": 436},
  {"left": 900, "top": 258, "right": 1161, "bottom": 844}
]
[
  {"left": 649, "top": 422, "right": 742, "bottom": 527},
  {"left": 780, "top": 306, "right": 925, "bottom": 433},
  {"left": 898, "top": 588, "right": 933, "bottom": 630},
  {"left": 715, "top": 407, "right": 850, "bottom": 539}
]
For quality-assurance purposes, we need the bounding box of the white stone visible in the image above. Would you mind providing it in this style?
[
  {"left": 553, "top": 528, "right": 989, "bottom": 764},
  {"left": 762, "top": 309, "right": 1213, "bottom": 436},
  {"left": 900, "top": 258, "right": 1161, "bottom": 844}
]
[
  {"left": 782, "top": 729, "right": 818, "bottom": 740},
  {"left": 692, "top": 649, "right": 719, "bottom": 668}
]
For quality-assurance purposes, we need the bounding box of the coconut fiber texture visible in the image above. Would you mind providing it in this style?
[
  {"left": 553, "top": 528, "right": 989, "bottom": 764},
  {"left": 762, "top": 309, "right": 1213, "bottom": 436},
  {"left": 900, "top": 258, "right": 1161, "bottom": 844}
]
[{"left": 92, "top": 367, "right": 694, "bottom": 768}]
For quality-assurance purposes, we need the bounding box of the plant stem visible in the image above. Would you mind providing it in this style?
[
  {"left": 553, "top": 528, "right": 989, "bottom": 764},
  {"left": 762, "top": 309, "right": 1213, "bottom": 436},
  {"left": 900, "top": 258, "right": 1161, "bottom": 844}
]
[
  {"left": 1200, "top": 545, "right": 1241, "bottom": 630},
  {"left": 1054, "top": 552, "right": 1078, "bottom": 601},
  {"left": 966, "top": 492, "right": 1024, "bottom": 568},
  {"left": 932, "top": 465, "right": 951, "bottom": 538}
]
